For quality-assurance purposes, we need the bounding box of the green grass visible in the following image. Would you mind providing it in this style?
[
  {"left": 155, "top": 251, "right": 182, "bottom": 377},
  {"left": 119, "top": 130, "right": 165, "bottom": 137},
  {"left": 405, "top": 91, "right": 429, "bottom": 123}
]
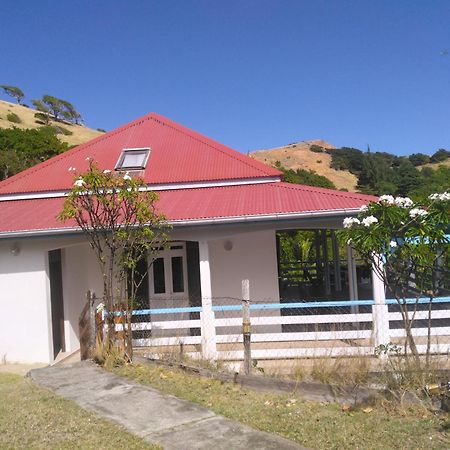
[
  {"left": 0, "top": 373, "right": 159, "bottom": 449},
  {"left": 112, "top": 362, "right": 450, "bottom": 450}
]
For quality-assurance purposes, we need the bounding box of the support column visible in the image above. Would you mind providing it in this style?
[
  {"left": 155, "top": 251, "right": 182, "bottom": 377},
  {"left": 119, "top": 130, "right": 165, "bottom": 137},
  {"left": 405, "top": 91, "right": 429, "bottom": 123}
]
[
  {"left": 198, "top": 241, "right": 217, "bottom": 360},
  {"left": 347, "top": 245, "right": 358, "bottom": 314},
  {"left": 371, "top": 254, "right": 390, "bottom": 347}
]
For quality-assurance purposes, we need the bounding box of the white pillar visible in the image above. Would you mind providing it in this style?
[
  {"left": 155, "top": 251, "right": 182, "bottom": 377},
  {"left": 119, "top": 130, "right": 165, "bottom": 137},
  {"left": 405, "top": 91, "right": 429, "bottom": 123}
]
[
  {"left": 198, "top": 241, "right": 217, "bottom": 360},
  {"left": 371, "top": 254, "right": 390, "bottom": 347}
]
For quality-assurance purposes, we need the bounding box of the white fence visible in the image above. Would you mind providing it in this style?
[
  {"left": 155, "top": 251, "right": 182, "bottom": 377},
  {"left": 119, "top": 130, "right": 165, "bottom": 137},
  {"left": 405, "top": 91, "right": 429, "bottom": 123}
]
[{"left": 117, "top": 296, "right": 450, "bottom": 361}]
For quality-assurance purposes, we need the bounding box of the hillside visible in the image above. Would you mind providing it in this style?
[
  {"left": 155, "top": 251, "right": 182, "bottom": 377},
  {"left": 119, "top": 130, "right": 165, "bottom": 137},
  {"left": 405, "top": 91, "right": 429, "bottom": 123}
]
[
  {"left": 250, "top": 140, "right": 358, "bottom": 191},
  {"left": 0, "top": 100, "right": 103, "bottom": 146},
  {"left": 250, "top": 140, "right": 449, "bottom": 192}
]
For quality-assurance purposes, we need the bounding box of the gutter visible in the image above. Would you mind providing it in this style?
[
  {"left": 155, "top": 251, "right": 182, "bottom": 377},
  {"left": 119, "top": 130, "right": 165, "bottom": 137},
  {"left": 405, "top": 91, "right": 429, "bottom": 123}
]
[{"left": 0, "top": 208, "right": 360, "bottom": 240}]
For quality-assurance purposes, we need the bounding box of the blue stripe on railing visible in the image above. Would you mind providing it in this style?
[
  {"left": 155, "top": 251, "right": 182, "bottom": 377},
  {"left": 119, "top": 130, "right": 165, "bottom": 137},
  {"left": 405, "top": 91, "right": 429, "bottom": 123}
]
[{"left": 129, "top": 296, "right": 450, "bottom": 316}]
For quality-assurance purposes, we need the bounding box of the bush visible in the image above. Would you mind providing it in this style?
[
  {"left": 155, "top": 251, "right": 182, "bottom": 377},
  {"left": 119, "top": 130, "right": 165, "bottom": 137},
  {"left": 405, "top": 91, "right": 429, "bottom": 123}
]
[
  {"left": 310, "top": 144, "right": 324, "bottom": 153},
  {"left": 97, "top": 128, "right": 106, "bottom": 133},
  {"left": 6, "top": 112, "right": 21, "bottom": 124},
  {"left": 52, "top": 125, "right": 73, "bottom": 136},
  {"left": 430, "top": 148, "right": 450, "bottom": 163}
]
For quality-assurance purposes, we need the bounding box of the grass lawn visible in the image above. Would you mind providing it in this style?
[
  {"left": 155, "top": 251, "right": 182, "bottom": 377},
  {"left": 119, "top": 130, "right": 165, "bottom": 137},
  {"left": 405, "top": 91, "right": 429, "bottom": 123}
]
[
  {"left": 0, "top": 373, "right": 159, "bottom": 449},
  {"left": 113, "top": 362, "right": 450, "bottom": 450}
]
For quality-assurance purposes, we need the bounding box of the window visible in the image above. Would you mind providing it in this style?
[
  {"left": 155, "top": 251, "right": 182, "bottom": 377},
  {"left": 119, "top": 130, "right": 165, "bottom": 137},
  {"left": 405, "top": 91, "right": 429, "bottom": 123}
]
[
  {"left": 149, "top": 243, "right": 188, "bottom": 298},
  {"left": 115, "top": 148, "right": 150, "bottom": 170}
]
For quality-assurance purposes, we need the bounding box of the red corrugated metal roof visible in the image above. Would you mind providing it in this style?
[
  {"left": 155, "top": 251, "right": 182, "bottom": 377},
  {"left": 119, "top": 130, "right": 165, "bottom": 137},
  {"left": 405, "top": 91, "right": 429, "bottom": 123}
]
[
  {"left": 0, "top": 183, "right": 376, "bottom": 235},
  {"left": 0, "top": 113, "right": 281, "bottom": 195}
]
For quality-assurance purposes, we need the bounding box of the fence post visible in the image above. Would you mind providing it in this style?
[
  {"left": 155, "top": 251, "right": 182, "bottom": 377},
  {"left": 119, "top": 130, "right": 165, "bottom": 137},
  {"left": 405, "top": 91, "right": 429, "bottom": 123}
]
[
  {"left": 88, "top": 292, "right": 96, "bottom": 351},
  {"left": 242, "top": 279, "right": 251, "bottom": 375},
  {"left": 371, "top": 255, "right": 390, "bottom": 349}
]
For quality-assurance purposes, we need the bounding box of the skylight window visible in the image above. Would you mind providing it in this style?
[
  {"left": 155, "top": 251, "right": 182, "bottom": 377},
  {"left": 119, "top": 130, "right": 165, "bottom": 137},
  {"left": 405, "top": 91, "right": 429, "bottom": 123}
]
[{"left": 115, "top": 148, "right": 150, "bottom": 170}]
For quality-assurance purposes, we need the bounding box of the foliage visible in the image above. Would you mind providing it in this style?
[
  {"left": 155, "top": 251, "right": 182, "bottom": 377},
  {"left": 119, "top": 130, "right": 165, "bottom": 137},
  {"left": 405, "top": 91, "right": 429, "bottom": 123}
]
[
  {"left": 341, "top": 193, "right": 450, "bottom": 363},
  {"left": 6, "top": 112, "right": 21, "bottom": 124},
  {"left": 431, "top": 148, "right": 450, "bottom": 163},
  {"left": 0, "top": 126, "right": 68, "bottom": 180},
  {"left": 274, "top": 161, "right": 336, "bottom": 189},
  {"left": 58, "top": 162, "right": 170, "bottom": 360},
  {"left": 409, "top": 152, "right": 430, "bottom": 166},
  {"left": 310, "top": 144, "right": 324, "bottom": 153},
  {"left": 32, "top": 94, "right": 82, "bottom": 124},
  {"left": 0, "top": 85, "right": 24, "bottom": 104},
  {"left": 52, "top": 125, "right": 73, "bottom": 136}
]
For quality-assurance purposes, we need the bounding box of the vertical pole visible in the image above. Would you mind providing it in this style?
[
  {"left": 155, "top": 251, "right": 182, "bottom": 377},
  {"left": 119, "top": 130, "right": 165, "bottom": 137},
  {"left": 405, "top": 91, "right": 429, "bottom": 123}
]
[
  {"left": 371, "top": 254, "right": 390, "bottom": 348},
  {"left": 332, "top": 231, "right": 342, "bottom": 292},
  {"left": 347, "top": 245, "right": 359, "bottom": 315},
  {"left": 198, "top": 241, "right": 217, "bottom": 360},
  {"left": 242, "top": 279, "right": 251, "bottom": 375},
  {"left": 88, "top": 291, "right": 96, "bottom": 353},
  {"left": 322, "top": 230, "right": 331, "bottom": 295}
]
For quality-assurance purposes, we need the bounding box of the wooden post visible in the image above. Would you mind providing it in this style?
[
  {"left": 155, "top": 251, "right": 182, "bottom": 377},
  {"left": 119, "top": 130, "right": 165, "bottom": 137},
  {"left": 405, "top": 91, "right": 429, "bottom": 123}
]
[
  {"left": 88, "top": 292, "right": 96, "bottom": 351},
  {"left": 242, "top": 279, "right": 251, "bottom": 375}
]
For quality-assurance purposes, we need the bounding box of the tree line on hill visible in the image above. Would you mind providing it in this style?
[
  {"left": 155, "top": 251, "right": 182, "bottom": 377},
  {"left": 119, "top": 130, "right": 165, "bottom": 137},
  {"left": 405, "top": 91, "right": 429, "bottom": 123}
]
[
  {"left": 1, "top": 85, "right": 83, "bottom": 125},
  {"left": 276, "top": 145, "right": 450, "bottom": 199}
]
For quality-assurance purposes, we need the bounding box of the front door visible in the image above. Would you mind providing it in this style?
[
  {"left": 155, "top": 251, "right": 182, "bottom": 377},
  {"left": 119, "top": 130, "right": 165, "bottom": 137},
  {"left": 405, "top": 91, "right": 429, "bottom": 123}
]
[
  {"left": 149, "top": 243, "right": 188, "bottom": 299},
  {"left": 49, "top": 249, "right": 65, "bottom": 358}
]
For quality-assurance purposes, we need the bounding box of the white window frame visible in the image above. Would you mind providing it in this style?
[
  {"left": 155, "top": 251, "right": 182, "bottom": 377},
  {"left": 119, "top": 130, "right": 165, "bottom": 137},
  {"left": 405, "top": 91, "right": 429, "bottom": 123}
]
[
  {"left": 115, "top": 148, "right": 151, "bottom": 170},
  {"left": 149, "top": 242, "right": 189, "bottom": 299}
]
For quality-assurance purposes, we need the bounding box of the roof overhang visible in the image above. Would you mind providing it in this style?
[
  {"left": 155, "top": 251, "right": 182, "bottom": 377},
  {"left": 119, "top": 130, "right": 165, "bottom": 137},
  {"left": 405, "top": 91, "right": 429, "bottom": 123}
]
[{"left": 0, "top": 207, "right": 360, "bottom": 240}]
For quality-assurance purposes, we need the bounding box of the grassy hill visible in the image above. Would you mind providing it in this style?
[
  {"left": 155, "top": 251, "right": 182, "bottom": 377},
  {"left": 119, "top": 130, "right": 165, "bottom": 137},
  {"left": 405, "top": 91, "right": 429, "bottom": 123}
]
[
  {"left": 250, "top": 140, "right": 358, "bottom": 191},
  {"left": 250, "top": 140, "right": 449, "bottom": 192},
  {"left": 0, "top": 100, "right": 103, "bottom": 146}
]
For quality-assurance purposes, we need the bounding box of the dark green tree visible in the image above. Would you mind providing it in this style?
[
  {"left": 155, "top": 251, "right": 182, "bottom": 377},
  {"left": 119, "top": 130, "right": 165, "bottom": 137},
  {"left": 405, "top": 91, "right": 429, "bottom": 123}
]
[
  {"left": 430, "top": 148, "right": 450, "bottom": 163},
  {"left": 0, "top": 85, "right": 25, "bottom": 104},
  {"left": 409, "top": 153, "right": 430, "bottom": 166},
  {"left": 0, "top": 127, "right": 68, "bottom": 180}
]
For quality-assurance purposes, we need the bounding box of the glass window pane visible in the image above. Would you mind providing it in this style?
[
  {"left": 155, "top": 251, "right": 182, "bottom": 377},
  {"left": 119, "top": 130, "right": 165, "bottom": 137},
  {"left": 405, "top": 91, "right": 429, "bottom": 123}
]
[
  {"left": 121, "top": 151, "right": 147, "bottom": 168},
  {"left": 171, "top": 256, "right": 184, "bottom": 293},
  {"left": 153, "top": 258, "right": 165, "bottom": 294}
]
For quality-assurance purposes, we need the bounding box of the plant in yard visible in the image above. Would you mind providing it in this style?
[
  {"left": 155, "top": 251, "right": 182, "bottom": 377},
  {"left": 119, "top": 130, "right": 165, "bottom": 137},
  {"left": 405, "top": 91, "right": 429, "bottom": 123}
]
[
  {"left": 341, "top": 192, "right": 449, "bottom": 369},
  {"left": 59, "top": 161, "right": 170, "bottom": 361}
]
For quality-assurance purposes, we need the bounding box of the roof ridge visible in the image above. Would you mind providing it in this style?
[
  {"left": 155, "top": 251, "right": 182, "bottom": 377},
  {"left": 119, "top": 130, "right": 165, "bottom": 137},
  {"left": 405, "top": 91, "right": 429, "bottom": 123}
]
[
  {"left": 0, "top": 113, "right": 156, "bottom": 190},
  {"left": 150, "top": 113, "right": 280, "bottom": 177}
]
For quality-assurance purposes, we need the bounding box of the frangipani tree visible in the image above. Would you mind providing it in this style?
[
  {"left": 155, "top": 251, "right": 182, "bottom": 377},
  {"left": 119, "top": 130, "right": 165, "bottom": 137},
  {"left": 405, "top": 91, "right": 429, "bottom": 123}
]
[
  {"left": 59, "top": 160, "right": 170, "bottom": 360},
  {"left": 341, "top": 192, "right": 449, "bottom": 365}
]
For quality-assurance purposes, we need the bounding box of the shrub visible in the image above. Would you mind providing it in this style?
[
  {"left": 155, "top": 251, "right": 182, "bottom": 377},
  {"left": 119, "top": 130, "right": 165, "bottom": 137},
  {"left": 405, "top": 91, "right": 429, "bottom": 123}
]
[
  {"left": 6, "top": 112, "right": 21, "bottom": 124},
  {"left": 52, "top": 125, "right": 73, "bottom": 136},
  {"left": 310, "top": 144, "right": 324, "bottom": 153},
  {"left": 97, "top": 128, "right": 106, "bottom": 133}
]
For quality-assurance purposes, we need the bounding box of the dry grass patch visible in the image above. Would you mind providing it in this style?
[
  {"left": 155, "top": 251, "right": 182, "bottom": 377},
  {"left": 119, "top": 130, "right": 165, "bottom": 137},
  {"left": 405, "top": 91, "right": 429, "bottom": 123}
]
[
  {"left": 112, "top": 362, "right": 450, "bottom": 450},
  {"left": 0, "top": 373, "right": 159, "bottom": 449}
]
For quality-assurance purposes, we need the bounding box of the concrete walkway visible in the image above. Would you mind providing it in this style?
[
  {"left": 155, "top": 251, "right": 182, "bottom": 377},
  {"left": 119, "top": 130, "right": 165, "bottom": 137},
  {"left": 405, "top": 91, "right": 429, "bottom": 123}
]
[{"left": 29, "top": 362, "right": 305, "bottom": 450}]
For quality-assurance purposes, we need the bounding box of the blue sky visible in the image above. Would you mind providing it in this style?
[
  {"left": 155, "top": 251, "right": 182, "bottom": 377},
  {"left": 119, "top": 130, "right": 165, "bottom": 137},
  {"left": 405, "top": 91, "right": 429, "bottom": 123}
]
[{"left": 1, "top": 0, "right": 449, "bottom": 155}]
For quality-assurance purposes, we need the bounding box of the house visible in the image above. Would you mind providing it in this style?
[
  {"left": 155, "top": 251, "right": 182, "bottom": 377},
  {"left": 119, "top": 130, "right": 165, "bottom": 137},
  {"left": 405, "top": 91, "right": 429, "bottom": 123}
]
[{"left": 0, "top": 113, "right": 378, "bottom": 364}]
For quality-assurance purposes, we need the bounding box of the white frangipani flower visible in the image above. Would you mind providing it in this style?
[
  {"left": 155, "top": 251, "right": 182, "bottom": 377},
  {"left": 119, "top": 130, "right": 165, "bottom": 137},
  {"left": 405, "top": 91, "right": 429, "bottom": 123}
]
[
  {"left": 343, "top": 217, "right": 360, "bottom": 228},
  {"left": 409, "top": 208, "right": 428, "bottom": 218},
  {"left": 359, "top": 205, "right": 368, "bottom": 212},
  {"left": 74, "top": 177, "right": 85, "bottom": 187},
  {"left": 379, "top": 195, "right": 395, "bottom": 205},
  {"left": 389, "top": 240, "right": 398, "bottom": 248},
  {"left": 123, "top": 171, "right": 131, "bottom": 181},
  {"left": 103, "top": 169, "right": 111, "bottom": 174},
  {"left": 362, "top": 215, "right": 378, "bottom": 227},
  {"left": 394, "top": 196, "right": 413, "bottom": 208},
  {"left": 429, "top": 192, "right": 450, "bottom": 201}
]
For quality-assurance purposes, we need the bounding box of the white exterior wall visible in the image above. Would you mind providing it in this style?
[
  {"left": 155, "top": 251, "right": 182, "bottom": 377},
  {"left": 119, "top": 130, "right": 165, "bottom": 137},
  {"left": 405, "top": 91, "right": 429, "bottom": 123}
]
[
  {"left": 0, "top": 240, "right": 52, "bottom": 363},
  {"left": 62, "top": 243, "right": 102, "bottom": 353},
  {"left": 0, "top": 237, "right": 102, "bottom": 364},
  {"left": 208, "top": 229, "right": 280, "bottom": 303}
]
